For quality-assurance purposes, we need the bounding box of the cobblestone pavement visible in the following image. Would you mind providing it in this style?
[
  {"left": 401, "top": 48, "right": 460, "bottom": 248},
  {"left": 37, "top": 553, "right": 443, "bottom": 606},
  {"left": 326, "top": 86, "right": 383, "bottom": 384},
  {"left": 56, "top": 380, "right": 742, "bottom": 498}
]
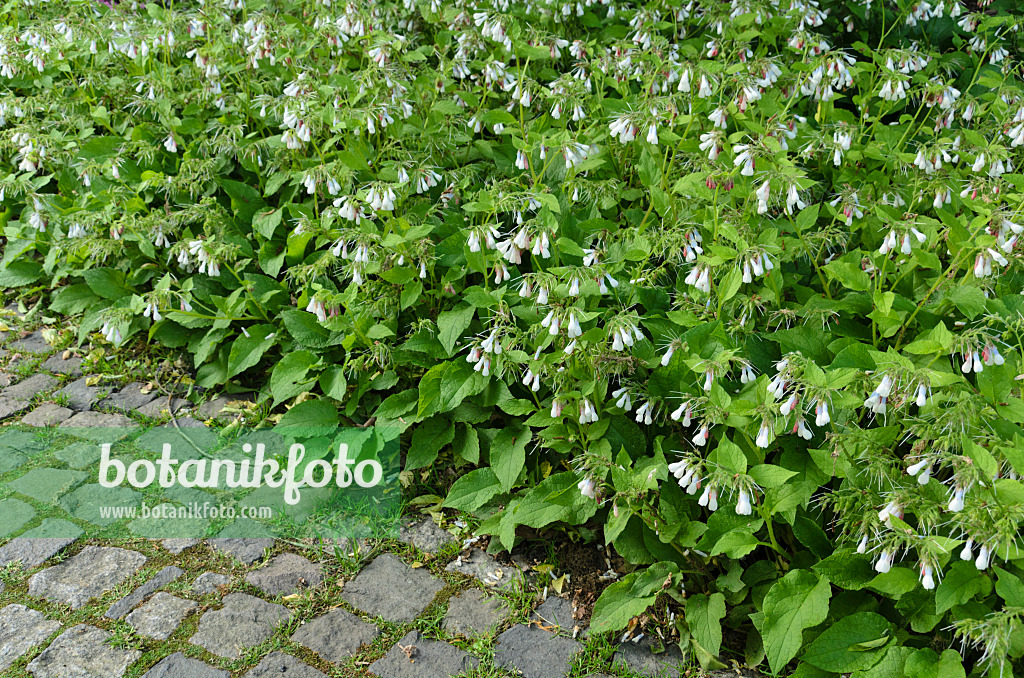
[{"left": 0, "top": 310, "right": 747, "bottom": 677}]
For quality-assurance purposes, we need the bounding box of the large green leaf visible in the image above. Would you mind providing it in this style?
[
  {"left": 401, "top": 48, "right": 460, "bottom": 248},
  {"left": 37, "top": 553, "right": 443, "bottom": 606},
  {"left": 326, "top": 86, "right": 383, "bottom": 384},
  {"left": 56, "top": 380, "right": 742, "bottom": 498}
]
[
  {"left": 270, "top": 349, "right": 319, "bottom": 405},
  {"left": 444, "top": 468, "right": 502, "bottom": 511},
  {"left": 437, "top": 304, "right": 475, "bottom": 357},
  {"left": 490, "top": 422, "right": 530, "bottom": 491},
  {"left": 935, "top": 561, "right": 987, "bottom": 614},
  {"left": 762, "top": 569, "right": 832, "bottom": 674},
  {"left": 228, "top": 324, "right": 277, "bottom": 378},
  {"left": 275, "top": 399, "right": 339, "bottom": 436},
  {"left": 591, "top": 571, "right": 660, "bottom": 633},
  {"left": 801, "top": 612, "right": 891, "bottom": 673},
  {"left": 686, "top": 592, "right": 726, "bottom": 661},
  {"left": 406, "top": 415, "right": 454, "bottom": 470}
]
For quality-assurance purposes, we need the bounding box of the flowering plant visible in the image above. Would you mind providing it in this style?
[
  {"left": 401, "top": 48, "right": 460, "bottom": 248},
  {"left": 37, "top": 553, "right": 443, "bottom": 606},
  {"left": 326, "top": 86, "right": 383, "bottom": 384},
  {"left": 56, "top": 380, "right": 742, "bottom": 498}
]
[{"left": 2, "top": 0, "right": 1024, "bottom": 673}]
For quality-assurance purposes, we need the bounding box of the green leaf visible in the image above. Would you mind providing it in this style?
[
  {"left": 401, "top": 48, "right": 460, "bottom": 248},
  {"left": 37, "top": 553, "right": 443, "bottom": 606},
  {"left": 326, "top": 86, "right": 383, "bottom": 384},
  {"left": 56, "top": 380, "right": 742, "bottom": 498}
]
[
  {"left": 83, "top": 268, "right": 130, "bottom": 300},
  {"left": 591, "top": 572, "right": 659, "bottom": 633},
  {"left": 444, "top": 468, "right": 502, "bottom": 511},
  {"left": 270, "top": 350, "right": 318, "bottom": 405},
  {"left": 319, "top": 366, "right": 347, "bottom": 400},
  {"left": 452, "top": 423, "right": 480, "bottom": 463},
  {"left": 491, "top": 422, "right": 530, "bottom": 492},
  {"left": 711, "top": 435, "right": 747, "bottom": 474},
  {"left": 406, "top": 416, "right": 454, "bottom": 470},
  {"left": 275, "top": 399, "right": 339, "bottom": 435},
  {"left": 995, "top": 567, "right": 1024, "bottom": 607},
  {"left": 50, "top": 284, "right": 102, "bottom": 315},
  {"left": 936, "top": 561, "right": 987, "bottom": 614},
  {"left": 801, "top": 612, "right": 891, "bottom": 673},
  {"left": 253, "top": 207, "right": 283, "bottom": 238},
  {"left": 762, "top": 569, "right": 832, "bottom": 674},
  {"left": 686, "top": 592, "right": 726, "bottom": 659},
  {"left": 795, "top": 203, "right": 820, "bottom": 232},
  {"left": 282, "top": 309, "right": 334, "bottom": 348},
  {"left": 437, "top": 304, "right": 475, "bottom": 357},
  {"left": 748, "top": 464, "right": 796, "bottom": 487},
  {"left": 227, "top": 324, "right": 277, "bottom": 378},
  {"left": 0, "top": 260, "right": 43, "bottom": 288},
  {"left": 374, "top": 389, "right": 418, "bottom": 419}
]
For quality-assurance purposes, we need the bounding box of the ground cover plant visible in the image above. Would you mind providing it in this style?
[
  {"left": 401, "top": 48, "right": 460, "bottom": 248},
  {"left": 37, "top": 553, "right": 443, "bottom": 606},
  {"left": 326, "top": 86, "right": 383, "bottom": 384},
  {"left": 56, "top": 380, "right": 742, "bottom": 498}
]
[{"left": 1, "top": 0, "right": 1024, "bottom": 674}]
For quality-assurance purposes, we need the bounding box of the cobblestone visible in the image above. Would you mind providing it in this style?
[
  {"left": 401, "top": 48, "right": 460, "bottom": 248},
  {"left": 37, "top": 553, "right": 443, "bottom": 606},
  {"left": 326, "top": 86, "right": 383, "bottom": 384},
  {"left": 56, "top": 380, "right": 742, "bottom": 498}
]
[
  {"left": 26, "top": 624, "right": 139, "bottom": 678},
  {"left": 105, "top": 565, "right": 185, "bottom": 619},
  {"left": 126, "top": 593, "right": 198, "bottom": 640},
  {"left": 21, "top": 403, "right": 74, "bottom": 427},
  {"left": 0, "top": 604, "right": 61, "bottom": 672},
  {"left": 343, "top": 553, "right": 445, "bottom": 622},
  {"left": 369, "top": 630, "right": 478, "bottom": 678},
  {"left": 28, "top": 546, "right": 147, "bottom": 609},
  {"left": 1, "top": 373, "right": 57, "bottom": 400},
  {"left": 291, "top": 608, "right": 379, "bottom": 663},
  {"left": 141, "top": 653, "right": 229, "bottom": 678},
  {"left": 245, "top": 553, "right": 324, "bottom": 596},
  {"left": 189, "top": 593, "right": 291, "bottom": 659}
]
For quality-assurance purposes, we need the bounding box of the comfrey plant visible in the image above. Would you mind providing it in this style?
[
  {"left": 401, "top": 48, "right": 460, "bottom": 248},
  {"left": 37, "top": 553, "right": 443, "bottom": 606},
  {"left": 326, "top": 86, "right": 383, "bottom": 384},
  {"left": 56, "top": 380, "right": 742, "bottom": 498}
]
[{"left": 2, "top": 0, "right": 1024, "bottom": 674}]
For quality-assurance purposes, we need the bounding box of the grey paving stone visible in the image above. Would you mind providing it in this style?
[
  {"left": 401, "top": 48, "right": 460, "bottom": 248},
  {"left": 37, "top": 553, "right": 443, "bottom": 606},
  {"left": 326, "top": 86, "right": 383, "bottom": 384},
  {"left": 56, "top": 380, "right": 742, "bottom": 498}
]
[
  {"left": 98, "top": 382, "right": 158, "bottom": 412},
  {"left": 10, "top": 330, "right": 50, "bottom": 353},
  {"left": 443, "top": 588, "right": 510, "bottom": 636},
  {"left": 54, "top": 441, "right": 102, "bottom": 468},
  {"left": 136, "top": 423, "right": 216, "bottom": 459},
  {"left": 9, "top": 468, "right": 87, "bottom": 503},
  {"left": 105, "top": 566, "right": 185, "bottom": 619},
  {"left": 0, "top": 445, "right": 27, "bottom": 472},
  {"left": 207, "top": 537, "right": 275, "bottom": 565},
  {"left": 0, "top": 396, "right": 31, "bottom": 419},
  {"left": 137, "top": 397, "right": 189, "bottom": 418},
  {"left": 0, "top": 429, "right": 44, "bottom": 453},
  {"left": 22, "top": 403, "right": 74, "bottom": 427},
  {"left": 167, "top": 415, "right": 206, "bottom": 427},
  {"left": 369, "top": 630, "right": 478, "bottom": 678},
  {"left": 60, "top": 411, "right": 137, "bottom": 436},
  {"left": 198, "top": 393, "right": 254, "bottom": 419},
  {"left": 28, "top": 546, "right": 147, "bottom": 609},
  {"left": 612, "top": 636, "right": 687, "bottom": 678},
  {"left": 494, "top": 621, "right": 582, "bottom": 678},
  {"left": 59, "top": 484, "right": 142, "bottom": 526},
  {"left": 127, "top": 503, "right": 212, "bottom": 539},
  {"left": 446, "top": 548, "right": 523, "bottom": 590},
  {"left": 189, "top": 593, "right": 291, "bottom": 659},
  {"left": 2, "top": 374, "right": 58, "bottom": 401},
  {"left": 19, "top": 518, "right": 83, "bottom": 540},
  {"left": 243, "top": 651, "right": 326, "bottom": 677},
  {"left": 0, "top": 526, "right": 79, "bottom": 568},
  {"left": 245, "top": 553, "right": 324, "bottom": 596},
  {"left": 532, "top": 596, "right": 580, "bottom": 632},
  {"left": 0, "top": 498, "right": 37, "bottom": 537},
  {"left": 126, "top": 592, "right": 198, "bottom": 640},
  {"left": 26, "top": 624, "right": 140, "bottom": 678},
  {"left": 141, "top": 652, "right": 229, "bottom": 678},
  {"left": 343, "top": 553, "right": 445, "bottom": 622},
  {"left": 0, "top": 604, "right": 61, "bottom": 671},
  {"left": 42, "top": 354, "right": 82, "bottom": 377},
  {"left": 163, "top": 538, "right": 200, "bottom": 554},
  {"left": 399, "top": 517, "right": 456, "bottom": 554},
  {"left": 291, "top": 608, "right": 379, "bottom": 663},
  {"left": 192, "top": 572, "right": 231, "bottom": 594},
  {"left": 56, "top": 376, "right": 103, "bottom": 411}
]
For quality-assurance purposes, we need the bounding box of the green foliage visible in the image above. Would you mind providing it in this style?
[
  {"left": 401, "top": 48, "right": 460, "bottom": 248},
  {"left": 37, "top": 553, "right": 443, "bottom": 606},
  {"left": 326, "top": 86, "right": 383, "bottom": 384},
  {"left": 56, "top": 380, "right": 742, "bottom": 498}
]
[{"left": 3, "top": 0, "right": 1024, "bottom": 675}]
